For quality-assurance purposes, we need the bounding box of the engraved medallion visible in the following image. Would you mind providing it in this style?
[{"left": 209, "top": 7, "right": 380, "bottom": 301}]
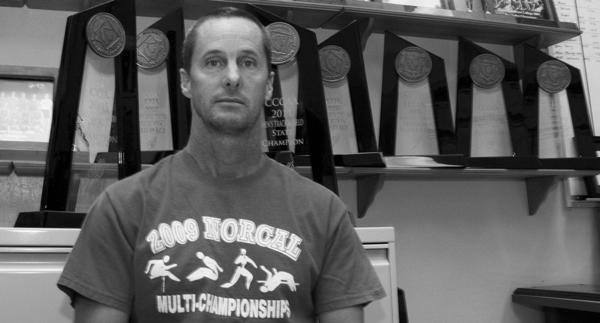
[
  {"left": 136, "top": 28, "right": 170, "bottom": 69},
  {"left": 469, "top": 53, "right": 505, "bottom": 89},
  {"left": 319, "top": 45, "right": 351, "bottom": 83},
  {"left": 266, "top": 22, "right": 300, "bottom": 65},
  {"left": 395, "top": 46, "right": 432, "bottom": 83},
  {"left": 86, "top": 12, "right": 126, "bottom": 58},
  {"left": 537, "top": 60, "right": 571, "bottom": 94}
]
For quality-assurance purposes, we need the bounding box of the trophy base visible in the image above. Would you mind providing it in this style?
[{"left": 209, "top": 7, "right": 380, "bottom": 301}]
[
  {"left": 265, "top": 151, "right": 311, "bottom": 168},
  {"left": 334, "top": 153, "right": 386, "bottom": 167},
  {"left": 538, "top": 157, "right": 600, "bottom": 170},
  {"left": 285, "top": 152, "right": 388, "bottom": 167},
  {"left": 15, "top": 211, "right": 86, "bottom": 228},
  {"left": 292, "top": 153, "right": 465, "bottom": 168},
  {"left": 467, "top": 156, "right": 600, "bottom": 170},
  {"left": 292, "top": 154, "right": 310, "bottom": 167},
  {"left": 95, "top": 151, "right": 175, "bottom": 164},
  {"left": 384, "top": 154, "right": 465, "bottom": 168},
  {"left": 466, "top": 156, "right": 540, "bottom": 169},
  {"left": 272, "top": 151, "right": 295, "bottom": 168}
]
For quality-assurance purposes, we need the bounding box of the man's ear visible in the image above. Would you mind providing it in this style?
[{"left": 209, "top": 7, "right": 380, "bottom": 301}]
[
  {"left": 265, "top": 71, "right": 274, "bottom": 101},
  {"left": 179, "top": 68, "right": 192, "bottom": 99}
]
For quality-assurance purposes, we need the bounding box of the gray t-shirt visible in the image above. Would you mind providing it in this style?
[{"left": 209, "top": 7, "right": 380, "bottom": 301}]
[{"left": 58, "top": 150, "right": 385, "bottom": 322}]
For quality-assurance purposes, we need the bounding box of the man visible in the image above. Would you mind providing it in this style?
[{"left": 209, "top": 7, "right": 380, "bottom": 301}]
[{"left": 58, "top": 7, "right": 385, "bottom": 322}]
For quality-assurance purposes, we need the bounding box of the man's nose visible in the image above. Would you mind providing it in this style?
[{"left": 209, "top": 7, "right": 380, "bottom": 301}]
[{"left": 223, "top": 63, "right": 241, "bottom": 89}]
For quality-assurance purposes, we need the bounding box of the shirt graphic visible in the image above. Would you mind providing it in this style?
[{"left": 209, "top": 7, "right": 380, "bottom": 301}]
[
  {"left": 221, "top": 248, "right": 258, "bottom": 289},
  {"left": 186, "top": 251, "right": 223, "bottom": 282},
  {"left": 258, "top": 265, "right": 298, "bottom": 293},
  {"left": 145, "top": 216, "right": 302, "bottom": 319},
  {"left": 144, "top": 255, "right": 181, "bottom": 293}
]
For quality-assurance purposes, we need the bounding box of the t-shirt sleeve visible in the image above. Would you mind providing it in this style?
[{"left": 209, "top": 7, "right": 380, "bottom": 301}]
[
  {"left": 57, "top": 190, "right": 135, "bottom": 313},
  {"left": 313, "top": 202, "right": 386, "bottom": 314}
]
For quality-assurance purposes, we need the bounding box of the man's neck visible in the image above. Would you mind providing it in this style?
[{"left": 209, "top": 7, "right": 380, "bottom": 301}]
[{"left": 185, "top": 121, "right": 266, "bottom": 179}]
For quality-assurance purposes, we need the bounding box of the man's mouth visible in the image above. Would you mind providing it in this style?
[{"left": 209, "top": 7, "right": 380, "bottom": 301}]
[{"left": 215, "top": 97, "right": 245, "bottom": 105}]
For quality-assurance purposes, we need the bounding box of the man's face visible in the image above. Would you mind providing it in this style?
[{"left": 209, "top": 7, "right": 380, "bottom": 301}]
[{"left": 180, "top": 17, "right": 273, "bottom": 135}]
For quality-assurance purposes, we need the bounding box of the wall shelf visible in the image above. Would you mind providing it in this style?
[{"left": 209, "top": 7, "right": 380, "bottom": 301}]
[
  {"left": 18, "top": 0, "right": 580, "bottom": 48},
  {"left": 298, "top": 166, "right": 600, "bottom": 217},
  {"left": 3, "top": 158, "right": 598, "bottom": 217},
  {"left": 207, "top": 0, "right": 580, "bottom": 47}
]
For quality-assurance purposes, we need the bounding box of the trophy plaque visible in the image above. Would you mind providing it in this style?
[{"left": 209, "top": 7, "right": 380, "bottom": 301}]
[
  {"left": 379, "top": 31, "right": 456, "bottom": 160},
  {"left": 516, "top": 43, "right": 600, "bottom": 197},
  {"left": 318, "top": 18, "right": 381, "bottom": 166},
  {"left": 15, "top": 0, "right": 140, "bottom": 227},
  {"left": 455, "top": 37, "right": 534, "bottom": 168},
  {"left": 137, "top": 28, "right": 173, "bottom": 152},
  {"left": 135, "top": 8, "right": 190, "bottom": 164},
  {"left": 263, "top": 21, "right": 302, "bottom": 155},
  {"left": 250, "top": 5, "right": 338, "bottom": 193}
]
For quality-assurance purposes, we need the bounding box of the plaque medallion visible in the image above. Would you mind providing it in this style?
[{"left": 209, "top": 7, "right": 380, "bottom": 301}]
[
  {"left": 469, "top": 53, "right": 505, "bottom": 89},
  {"left": 86, "top": 12, "right": 126, "bottom": 58},
  {"left": 266, "top": 22, "right": 300, "bottom": 65},
  {"left": 536, "top": 60, "right": 571, "bottom": 94},
  {"left": 395, "top": 46, "right": 432, "bottom": 83},
  {"left": 136, "top": 28, "right": 170, "bottom": 69},
  {"left": 319, "top": 45, "right": 351, "bottom": 83}
]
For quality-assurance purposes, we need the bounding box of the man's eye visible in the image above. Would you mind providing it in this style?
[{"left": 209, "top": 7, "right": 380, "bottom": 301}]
[
  {"left": 241, "top": 57, "right": 257, "bottom": 68},
  {"left": 205, "top": 58, "right": 223, "bottom": 68}
]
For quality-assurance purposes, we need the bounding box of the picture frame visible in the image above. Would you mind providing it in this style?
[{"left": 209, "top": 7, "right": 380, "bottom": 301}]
[
  {"left": 0, "top": 65, "right": 57, "bottom": 155},
  {"left": 482, "top": 0, "right": 558, "bottom": 25},
  {"left": 377, "top": 0, "right": 450, "bottom": 9}
]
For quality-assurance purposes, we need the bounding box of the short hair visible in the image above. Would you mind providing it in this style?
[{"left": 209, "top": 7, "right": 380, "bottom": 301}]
[{"left": 181, "top": 7, "right": 272, "bottom": 72}]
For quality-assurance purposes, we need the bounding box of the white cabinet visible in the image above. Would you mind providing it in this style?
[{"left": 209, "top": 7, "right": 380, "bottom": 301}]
[
  {"left": 0, "top": 227, "right": 398, "bottom": 322},
  {"left": 0, "top": 229, "right": 77, "bottom": 323},
  {"left": 357, "top": 227, "right": 399, "bottom": 323}
]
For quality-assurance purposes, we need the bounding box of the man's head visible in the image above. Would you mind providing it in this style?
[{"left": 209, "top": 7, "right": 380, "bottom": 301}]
[
  {"left": 179, "top": 7, "right": 274, "bottom": 136},
  {"left": 181, "top": 7, "right": 272, "bottom": 73}
]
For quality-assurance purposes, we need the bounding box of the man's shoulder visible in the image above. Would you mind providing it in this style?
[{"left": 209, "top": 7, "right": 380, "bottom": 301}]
[
  {"left": 267, "top": 159, "right": 339, "bottom": 200},
  {"left": 104, "top": 152, "right": 180, "bottom": 199}
]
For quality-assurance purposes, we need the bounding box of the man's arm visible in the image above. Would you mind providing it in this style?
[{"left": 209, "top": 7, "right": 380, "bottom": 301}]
[
  {"left": 319, "top": 305, "right": 363, "bottom": 323},
  {"left": 74, "top": 296, "right": 129, "bottom": 323}
]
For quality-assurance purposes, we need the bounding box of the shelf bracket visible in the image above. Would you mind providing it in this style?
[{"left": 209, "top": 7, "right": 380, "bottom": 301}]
[
  {"left": 525, "top": 176, "right": 557, "bottom": 215},
  {"left": 356, "top": 174, "right": 384, "bottom": 218}
]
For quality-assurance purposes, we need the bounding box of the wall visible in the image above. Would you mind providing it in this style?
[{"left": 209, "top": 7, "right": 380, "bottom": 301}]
[{"left": 1, "top": 5, "right": 599, "bottom": 323}]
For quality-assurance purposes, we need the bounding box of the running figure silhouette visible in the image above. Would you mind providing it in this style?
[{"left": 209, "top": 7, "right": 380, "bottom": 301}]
[{"left": 220, "top": 248, "right": 257, "bottom": 290}]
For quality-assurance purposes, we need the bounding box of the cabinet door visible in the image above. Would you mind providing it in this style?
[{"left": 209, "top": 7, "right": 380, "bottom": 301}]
[
  {"left": 364, "top": 244, "right": 398, "bottom": 323},
  {"left": 0, "top": 249, "right": 73, "bottom": 323}
]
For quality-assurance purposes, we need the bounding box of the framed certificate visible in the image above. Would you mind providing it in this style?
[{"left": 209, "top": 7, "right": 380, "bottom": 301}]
[
  {"left": 482, "top": 0, "right": 558, "bottom": 26},
  {"left": 0, "top": 65, "right": 57, "bottom": 154}
]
